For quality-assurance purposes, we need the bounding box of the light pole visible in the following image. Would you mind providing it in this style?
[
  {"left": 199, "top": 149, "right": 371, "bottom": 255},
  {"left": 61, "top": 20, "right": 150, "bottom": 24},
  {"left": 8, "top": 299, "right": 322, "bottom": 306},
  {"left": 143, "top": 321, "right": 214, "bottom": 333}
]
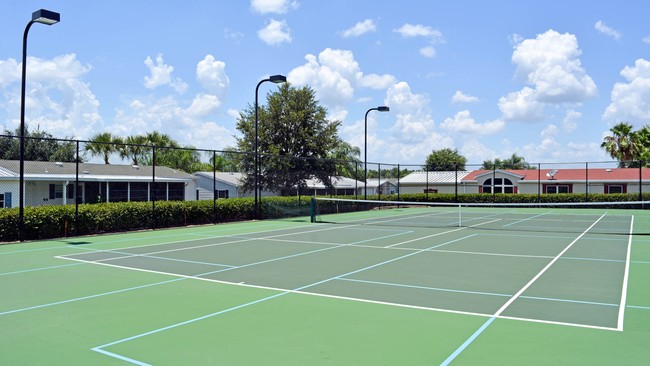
[
  {"left": 364, "top": 106, "right": 389, "bottom": 200},
  {"left": 254, "top": 74, "right": 286, "bottom": 218},
  {"left": 19, "top": 9, "right": 60, "bottom": 241}
]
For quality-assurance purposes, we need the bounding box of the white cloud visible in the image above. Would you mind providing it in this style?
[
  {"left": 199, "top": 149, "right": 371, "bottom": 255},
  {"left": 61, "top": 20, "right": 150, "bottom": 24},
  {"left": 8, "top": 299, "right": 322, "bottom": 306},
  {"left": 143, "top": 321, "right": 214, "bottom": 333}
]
[
  {"left": 563, "top": 109, "right": 581, "bottom": 132},
  {"left": 186, "top": 94, "right": 221, "bottom": 117},
  {"left": 603, "top": 58, "right": 650, "bottom": 123},
  {"left": 394, "top": 23, "right": 444, "bottom": 59},
  {"left": 250, "top": 0, "right": 299, "bottom": 14},
  {"left": 511, "top": 29, "right": 596, "bottom": 104},
  {"left": 358, "top": 73, "right": 397, "bottom": 89},
  {"left": 224, "top": 28, "right": 244, "bottom": 41},
  {"left": 143, "top": 54, "right": 188, "bottom": 93},
  {"left": 440, "top": 110, "right": 505, "bottom": 135},
  {"left": 644, "top": 35, "right": 650, "bottom": 44},
  {"left": 393, "top": 23, "right": 443, "bottom": 40},
  {"left": 498, "top": 87, "right": 545, "bottom": 122},
  {"left": 499, "top": 29, "right": 596, "bottom": 123},
  {"left": 288, "top": 48, "right": 395, "bottom": 108},
  {"left": 385, "top": 81, "right": 428, "bottom": 115},
  {"left": 341, "top": 19, "right": 376, "bottom": 38},
  {"left": 595, "top": 20, "right": 622, "bottom": 40},
  {"left": 196, "top": 55, "right": 230, "bottom": 99},
  {"left": 257, "top": 19, "right": 292, "bottom": 46},
  {"left": 451, "top": 90, "right": 479, "bottom": 104},
  {"left": 461, "top": 140, "right": 497, "bottom": 163},
  {"left": 0, "top": 54, "right": 102, "bottom": 139},
  {"left": 391, "top": 112, "right": 436, "bottom": 143},
  {"left": 0, "top": 58, "right": 20, "bottom": 88},
  {"left": 112, "top": 95, "right": 234, "bottom": 150},
  {"left": 419, "top": 46, "right": 436, "bottom": 58},
  {"left": 541, "top": 124, "right": 558, "bottom": 139}
]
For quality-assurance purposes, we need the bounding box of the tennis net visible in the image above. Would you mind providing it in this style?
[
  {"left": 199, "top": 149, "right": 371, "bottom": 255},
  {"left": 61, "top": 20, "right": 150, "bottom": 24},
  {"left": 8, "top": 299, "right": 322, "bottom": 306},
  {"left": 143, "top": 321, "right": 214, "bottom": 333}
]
[{"left": 310, "top": 197, "right": 650, "bottom": 235}]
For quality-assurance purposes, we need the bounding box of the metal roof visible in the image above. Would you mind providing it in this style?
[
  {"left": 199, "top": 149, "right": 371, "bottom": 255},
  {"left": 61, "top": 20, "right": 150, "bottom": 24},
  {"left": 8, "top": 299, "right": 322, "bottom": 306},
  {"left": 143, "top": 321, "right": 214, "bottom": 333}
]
[
  {"left": 195, "top": 172, "right": 245, "bottom": 186},
  {"left": 0, "top": 160, "right": 194, "bottom": 181},
  {"left": 400, "top": 171, "right": 471, "bottom": 184}
]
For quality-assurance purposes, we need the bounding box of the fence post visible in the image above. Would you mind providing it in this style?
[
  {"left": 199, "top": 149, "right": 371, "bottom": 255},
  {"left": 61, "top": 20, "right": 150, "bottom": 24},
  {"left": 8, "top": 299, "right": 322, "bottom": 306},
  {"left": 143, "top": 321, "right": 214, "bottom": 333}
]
[
  {"left": 640, "top": 161, "right": 643, "bottom": 202},
  {"left": 537, "top": 163, "right": 541, "bottom": 203},
  {"left": 378, "top": 163, "right": 381, "bottom": 200},
  {"left": 75, "top": 140, "right": 80, "bottom": 236},
  {"left": 355, "top": 161, "right": 359, "bottom": 200},
  {"left": 454, "top": 164, "right": 458, "bottom": 203},
  {"left": 585, "top": 162, "right": 589, "bottom": 201},
  {"left": 211, "top": 150, "right": 217, "bottom": 223},
  {"left": 151, "top": 146, "right": 156, "bottom": 229},
  {"left": 397, "top": 164, "right": 401, "bottom": 201},
  {"left": 426, "top": 167, "right": 429, "bottom": 202}
]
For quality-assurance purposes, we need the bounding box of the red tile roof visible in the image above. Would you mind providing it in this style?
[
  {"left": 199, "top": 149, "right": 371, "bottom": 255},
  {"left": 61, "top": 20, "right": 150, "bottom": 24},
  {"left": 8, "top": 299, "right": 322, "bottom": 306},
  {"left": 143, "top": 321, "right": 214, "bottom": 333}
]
[{"left": 462, "top": 168, "right": 650, "bottom": 182}]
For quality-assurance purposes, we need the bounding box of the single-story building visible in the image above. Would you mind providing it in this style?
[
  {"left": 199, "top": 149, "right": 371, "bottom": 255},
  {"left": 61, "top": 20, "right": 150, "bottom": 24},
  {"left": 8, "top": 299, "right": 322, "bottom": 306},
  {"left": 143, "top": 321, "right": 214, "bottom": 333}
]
[
  {"left": 0, "top": 159, "right": 196, "bottom": 208},
  {"left": 193, "top": 172, "right": 276, "bottom": 199},
  {"left": 399, "top": 171, "right": 471, "bottom": 194},
  {"left": 363, "top": 178, "right": 399, "bottom": 196},
  {"left": 193, "top": 172, "right": 365, "bottom": 198},
  {"left": 399, "top": 168, "right": 650, "bottom": 195},
  {"left": 463, "top": 168, "right": 650, "bottom": 194}
]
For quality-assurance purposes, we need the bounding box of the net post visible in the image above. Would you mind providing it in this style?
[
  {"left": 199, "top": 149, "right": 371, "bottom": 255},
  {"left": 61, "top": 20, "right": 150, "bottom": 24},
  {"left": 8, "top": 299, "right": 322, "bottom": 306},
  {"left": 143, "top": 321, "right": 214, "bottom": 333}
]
[
  {"left": 457, "top": 202, "right": 462, "bottom": 227},
  {"left": 310, "top": 197, "right": 316, "bottom": 223}
]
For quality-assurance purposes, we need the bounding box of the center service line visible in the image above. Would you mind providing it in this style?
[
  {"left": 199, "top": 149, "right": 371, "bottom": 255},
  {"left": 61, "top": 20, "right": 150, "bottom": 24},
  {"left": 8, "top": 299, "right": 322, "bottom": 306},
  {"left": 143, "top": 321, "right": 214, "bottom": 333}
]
[{"left": 440, "top": 212, "right": 607, "bottom": 365}]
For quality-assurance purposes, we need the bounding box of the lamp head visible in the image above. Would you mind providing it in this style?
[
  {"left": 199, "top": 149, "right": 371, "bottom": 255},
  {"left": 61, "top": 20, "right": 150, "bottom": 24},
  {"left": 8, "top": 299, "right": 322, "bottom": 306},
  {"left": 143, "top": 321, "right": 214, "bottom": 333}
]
[
  {"left": 32, "top": 9, "right": 60, "bottom": 25},
  {"left": 377, "top": 106, "right": 390, "bottom": 112},
  {"left": 269, "top": 74, "right": 287, "bottom": 84}
]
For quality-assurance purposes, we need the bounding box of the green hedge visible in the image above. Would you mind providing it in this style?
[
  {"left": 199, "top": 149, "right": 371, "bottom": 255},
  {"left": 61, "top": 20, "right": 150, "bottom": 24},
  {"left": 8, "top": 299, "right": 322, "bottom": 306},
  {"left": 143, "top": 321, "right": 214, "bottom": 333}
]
[{"left": 1, "top": 192, "right": 649, "bottom": 242}]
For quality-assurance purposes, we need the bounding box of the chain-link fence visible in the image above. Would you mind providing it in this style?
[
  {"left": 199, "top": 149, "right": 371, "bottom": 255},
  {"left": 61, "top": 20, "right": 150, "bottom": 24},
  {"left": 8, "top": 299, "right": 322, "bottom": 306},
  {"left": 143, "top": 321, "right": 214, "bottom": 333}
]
[{"left": 1, "top": 133, "right": 648, "bottom": 241}]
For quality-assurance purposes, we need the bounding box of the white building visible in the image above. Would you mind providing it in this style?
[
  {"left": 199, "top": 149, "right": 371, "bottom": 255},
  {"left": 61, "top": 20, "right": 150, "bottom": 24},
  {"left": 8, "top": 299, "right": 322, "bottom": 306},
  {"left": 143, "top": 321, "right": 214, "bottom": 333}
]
[{"left": 0, "top": 160, "right": 196, "bottom": 208}]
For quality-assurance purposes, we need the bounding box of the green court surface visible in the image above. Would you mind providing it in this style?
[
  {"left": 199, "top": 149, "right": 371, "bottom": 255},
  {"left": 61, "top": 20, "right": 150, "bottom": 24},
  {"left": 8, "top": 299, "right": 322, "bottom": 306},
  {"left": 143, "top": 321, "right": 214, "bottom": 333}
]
[{"left": 1, "top": 206, "right": 649, "bottom": 365}]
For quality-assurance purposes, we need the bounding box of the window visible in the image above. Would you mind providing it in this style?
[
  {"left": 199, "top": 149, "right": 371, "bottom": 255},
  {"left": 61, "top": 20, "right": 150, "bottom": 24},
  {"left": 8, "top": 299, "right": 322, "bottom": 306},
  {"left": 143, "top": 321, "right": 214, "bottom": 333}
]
[
  {"left": 130, "top": 182, "right": 149, "bottom": 201},
  {"left": 482, "top": 178, "right": 515, "bottom": 193},
  {"left": 606, "top": 185, "right": 624, "bottom": 194},
  {"left": 168, "top": 183, "right": 185, "bottom": 201},
  {"left": 0, "top": 193, "right": 4, "bottom": 208},
  {"left": 424, "top": 188, "right": 438, "bottom": 194},
  {"left": 109, "top": 182, "right": 129, "bottom": 202},
  {"left": 216, "top": 189, "right": 229, "bottom": 199},
  {"left": 152, "top": 182, "right": 167, "bottom": 201},
  {"left": 546, "top": 185, "right": 570, "bottom": 194},
  {"left": 49, "top": 184, "right": 63, "bottom": 199}
]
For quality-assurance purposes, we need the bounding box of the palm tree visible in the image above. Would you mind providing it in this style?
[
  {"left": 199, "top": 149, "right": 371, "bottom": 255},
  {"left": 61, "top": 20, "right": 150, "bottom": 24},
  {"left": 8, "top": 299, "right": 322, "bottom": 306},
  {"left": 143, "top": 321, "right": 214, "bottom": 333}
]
[
  {"left": 328, "top": 141, "right": 362, "bottom": 179},
  {"left": 85, "top": 132, "right": 120, "bottom": 164},
  {"left": 601, "top": 122, "right": 635, "bottom": 167},
  {"left": 118, "top": 135, "right": 149, "bottom": 165},
  {"left": 631, "top": 125, "right": 650, "bottom": 167}
]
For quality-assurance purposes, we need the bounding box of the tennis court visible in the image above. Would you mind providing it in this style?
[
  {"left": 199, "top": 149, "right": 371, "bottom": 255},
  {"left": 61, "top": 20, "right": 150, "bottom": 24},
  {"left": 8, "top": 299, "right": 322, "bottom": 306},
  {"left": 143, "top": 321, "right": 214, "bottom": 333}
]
[{"left": 1, "top": 200, "right": 649, "bottom": 365}]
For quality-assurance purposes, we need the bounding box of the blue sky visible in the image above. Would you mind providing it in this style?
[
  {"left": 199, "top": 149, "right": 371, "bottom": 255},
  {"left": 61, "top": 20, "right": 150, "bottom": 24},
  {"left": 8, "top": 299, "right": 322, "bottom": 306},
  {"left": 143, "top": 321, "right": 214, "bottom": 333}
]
[{"left": 2, "top": 0, "right": 650, "bottom": 167}]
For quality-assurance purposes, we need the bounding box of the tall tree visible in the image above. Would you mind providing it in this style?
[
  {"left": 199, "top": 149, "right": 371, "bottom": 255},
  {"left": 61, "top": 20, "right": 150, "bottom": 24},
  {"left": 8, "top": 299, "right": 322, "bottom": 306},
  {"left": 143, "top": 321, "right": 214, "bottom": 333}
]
[
  {"left": 482, "top": 153, "right": 533, "bottom": 170},
  {"left": 85, "top": 132, "right": 122, "bottom": 164},
  {"left": 0, "top": 125, "right": 77, "bottom": 162},
  {"left": 235, "top": 83, "right": 342, "bottom": 195},
  {"left": 211, "top": 147, "right": 241, "bottom": 172},
  {"left": 424, "top": 148, "right": 467, "bottom": 171},
  {"left": 631, "top": 125, "right": 650, "bottom": 167},
  {"left": 328, "top": 141, "right": 362, "bottom": 179},
  {"left": 118, "top": 135, "right": 149, "bottom": 165},
  {"left": 601, "top": 122, "right": 635, "bottom": 168}
]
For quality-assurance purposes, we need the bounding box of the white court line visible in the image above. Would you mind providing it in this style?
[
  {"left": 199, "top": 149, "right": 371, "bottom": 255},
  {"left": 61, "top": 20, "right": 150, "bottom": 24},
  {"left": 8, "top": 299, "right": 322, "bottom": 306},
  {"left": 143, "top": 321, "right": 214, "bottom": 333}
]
[
  {"left": 503, "top": 212, "right": 549, "bottom": 227},
  {"left": 617, "top": 215, "right": 634, "bottom": 330},
  {"left": 440, "top": 212, "right": 609, "bottom": 366},
  {"left": 89, "top": 229, "right": 479, "bottom": 364}
]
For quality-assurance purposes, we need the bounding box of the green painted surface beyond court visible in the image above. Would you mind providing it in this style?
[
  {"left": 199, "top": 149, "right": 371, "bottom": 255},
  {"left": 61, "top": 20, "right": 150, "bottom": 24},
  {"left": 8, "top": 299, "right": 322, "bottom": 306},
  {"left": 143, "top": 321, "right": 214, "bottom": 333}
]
[{"left": 1, "top": 206, "right": 649, "bottom": 365}]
